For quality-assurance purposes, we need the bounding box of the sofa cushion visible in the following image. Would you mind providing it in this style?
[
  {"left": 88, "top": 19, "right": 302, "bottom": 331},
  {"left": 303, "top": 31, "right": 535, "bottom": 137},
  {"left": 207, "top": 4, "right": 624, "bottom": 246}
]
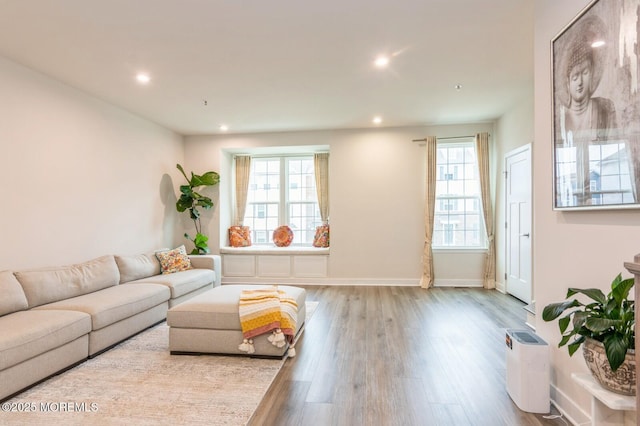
[
  {"left": 33, "top": 283, "right": 170, "bottom": 330},
  {"left": 155, "top": 245, "right": 192, "bottom": 274},
  {"left": 0, "top": 310, "right": 91, "bottom": 370},
  {"left": 14, "top": 255, "right": 121, "bottom": 308},
  {"left": 127, "top": 268, "right": 216, "bottom": 298},
  {"left": 115, "top": 253, "right": 161, "bottom": 284},
  {"left": 0, "top": 270, "right": 28, "bottom": 316}
]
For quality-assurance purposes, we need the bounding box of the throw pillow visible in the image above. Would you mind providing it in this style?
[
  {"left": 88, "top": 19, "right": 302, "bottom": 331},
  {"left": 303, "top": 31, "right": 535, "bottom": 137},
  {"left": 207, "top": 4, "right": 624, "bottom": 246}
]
[
  {"left": 155, "top": 245, "right": 192, "bottom": 274},
  {"left": 313, "top": 224, "right": 330, "bottom": 247},
  {"left": 229, "top": 226, "right": 252, "bottom": 247}
]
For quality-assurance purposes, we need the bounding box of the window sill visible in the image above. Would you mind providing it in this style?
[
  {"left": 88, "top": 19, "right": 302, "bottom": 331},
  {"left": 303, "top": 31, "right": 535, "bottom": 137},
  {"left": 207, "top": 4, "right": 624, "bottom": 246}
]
[{"left": 220, "top": 246, "right": 330, "bottom": 255}]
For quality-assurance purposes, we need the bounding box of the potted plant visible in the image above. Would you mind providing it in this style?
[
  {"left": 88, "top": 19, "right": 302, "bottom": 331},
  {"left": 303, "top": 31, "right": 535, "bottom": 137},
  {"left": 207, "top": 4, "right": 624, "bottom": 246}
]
[
  {"left": 175, "top": 164, "right": 220, "bottom": 255},
  {"left": 542, "top": 273, "right": 636, "bottom": 395}
]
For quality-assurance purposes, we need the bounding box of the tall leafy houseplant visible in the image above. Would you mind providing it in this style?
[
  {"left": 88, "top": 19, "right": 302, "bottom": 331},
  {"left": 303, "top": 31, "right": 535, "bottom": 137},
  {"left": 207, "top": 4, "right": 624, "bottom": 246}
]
[
  {"left": 542, "top": 273, "right": 635, "bottom": 372},
  {"left": 175, "top": 164, "right": 220, "bottom": 255}
]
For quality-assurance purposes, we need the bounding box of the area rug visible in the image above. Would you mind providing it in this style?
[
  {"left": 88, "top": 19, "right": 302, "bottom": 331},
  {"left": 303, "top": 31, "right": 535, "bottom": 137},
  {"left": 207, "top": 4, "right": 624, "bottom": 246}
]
[{"left": 1, "top": 300, "right": 319, "bottom": 426}]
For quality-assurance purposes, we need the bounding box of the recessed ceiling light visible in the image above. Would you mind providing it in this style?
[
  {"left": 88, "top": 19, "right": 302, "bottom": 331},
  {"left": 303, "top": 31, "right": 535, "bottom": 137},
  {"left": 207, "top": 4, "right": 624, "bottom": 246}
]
[
  {"left": 374, "top": 55, "right": 390, "bottom": 68},
  {"left": 454, "top": 84, "right": 463, "bottom": 90},
  {"left": 219, "top": 124, "right": 229, "bottom": 132},
  {"left": 136, "top": 73, "right": 151, "bottom": 84},
  {"left": 372, "top": 116, "right": 382, "bottom": 124}
]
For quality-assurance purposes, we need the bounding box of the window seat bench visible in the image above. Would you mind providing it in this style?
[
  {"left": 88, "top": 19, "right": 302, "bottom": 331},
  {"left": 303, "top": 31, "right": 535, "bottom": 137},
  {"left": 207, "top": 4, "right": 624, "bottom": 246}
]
[{"left": 220, "top": 246, "right": 329, "bottom": 283}]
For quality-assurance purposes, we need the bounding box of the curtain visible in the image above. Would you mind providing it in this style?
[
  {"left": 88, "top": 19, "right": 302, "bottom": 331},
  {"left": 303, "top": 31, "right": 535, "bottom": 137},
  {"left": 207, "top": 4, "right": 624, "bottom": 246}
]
[
  {"left": 420, "top": 136, "right": 437, "bottom": 289},
  {"left": 476, "top": 132, "right": 496, "bottom": 289},
  {"left": 314, "top": 153, "right": 330, "bottom": 223},
  {"left": 234, "top": 155, "right": 251, "bottom": 226}
]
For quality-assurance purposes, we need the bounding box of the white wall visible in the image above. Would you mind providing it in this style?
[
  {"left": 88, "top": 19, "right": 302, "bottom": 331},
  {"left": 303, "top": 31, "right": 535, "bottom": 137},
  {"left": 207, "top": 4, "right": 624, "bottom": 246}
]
[
  {"left": 495, "top": 92, "right": 535, "bottom": 292},
  {"left": 534, "top": 1, "right": 640, "bottom": 423},
  {"left": 184, "top": 122, "right": 494, "bottom": 284},
  {"left": 0, "top": 56, "right": 185, "bottom": 270}
]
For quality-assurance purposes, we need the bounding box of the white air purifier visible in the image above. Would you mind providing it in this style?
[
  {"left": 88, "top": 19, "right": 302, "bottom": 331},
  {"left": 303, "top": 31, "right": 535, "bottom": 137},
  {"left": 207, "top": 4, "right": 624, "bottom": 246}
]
[{"left": 505, "top": 328, "right": 550, "bottom": 413}]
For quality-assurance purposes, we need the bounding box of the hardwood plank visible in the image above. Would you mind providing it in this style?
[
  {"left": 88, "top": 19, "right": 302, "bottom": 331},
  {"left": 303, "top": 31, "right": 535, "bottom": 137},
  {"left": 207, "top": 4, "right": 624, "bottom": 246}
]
[{"left": 248, "top": 286, "right": 566, "bottom": 426}]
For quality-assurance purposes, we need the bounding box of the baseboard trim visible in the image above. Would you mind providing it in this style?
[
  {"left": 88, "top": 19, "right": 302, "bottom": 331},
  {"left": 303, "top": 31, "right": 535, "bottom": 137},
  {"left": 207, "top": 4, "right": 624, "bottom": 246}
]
[
  {"left": 434, "top": 278, "right": 483, "bottom": 287},
  {"left": 550, "top": 383, "right": 590, "bottom": 426},
  {"left": 222, "top": 277, "right": 496, "bottom": 287},
  {"left": 222, "top": 277, "right": 421, "bottom": 286}
]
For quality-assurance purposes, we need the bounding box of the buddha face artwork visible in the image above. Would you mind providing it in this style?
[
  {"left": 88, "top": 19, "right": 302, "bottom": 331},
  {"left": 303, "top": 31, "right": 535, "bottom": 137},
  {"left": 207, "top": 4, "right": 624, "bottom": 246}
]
[{"left": 552, "top": 0, "right": 640, "bottom": 210}]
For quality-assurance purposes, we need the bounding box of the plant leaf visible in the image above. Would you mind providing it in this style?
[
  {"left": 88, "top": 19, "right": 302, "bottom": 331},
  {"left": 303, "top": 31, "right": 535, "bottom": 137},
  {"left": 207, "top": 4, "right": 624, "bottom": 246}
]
[
  {"left": 572, "top": 311, "right": 588, "bottom": 328},
  {"left": 558, "top": 315, "right": 571, "bottom": 333},
  {"left": 542, "top": 299, "right": 581, "bottom": 321},
  {"left": 199, "top": 171, "right": 220, "bottom": 186},
  {"left": 566, "top": 288, "right": 606, "bottom": 304},
  {"left": 176, "top": 164, "right": 189, "bottom": 182},
  {"left": 196, "top": 198, "right": 213, "bottom": 209},
  {"left": 189, "top": 171, "right": 220, "bottom": 187},
  {"left": 603, "top": 334, "right": 628, "bottom": 372},
  {"left": 611, "top": 275, "right": 634, "bottom": 306},
  {"left": 585, "top": 317, "right": 619, "bottom": 333},
  {"left": 192, "top": 233, "right": 210, "bottom": 254},
  {"left": 567, "top": 336, "right": 585, "bottom": 356},
  {"left": 176, "top": 194, "right": 193, "bottom": 212}
]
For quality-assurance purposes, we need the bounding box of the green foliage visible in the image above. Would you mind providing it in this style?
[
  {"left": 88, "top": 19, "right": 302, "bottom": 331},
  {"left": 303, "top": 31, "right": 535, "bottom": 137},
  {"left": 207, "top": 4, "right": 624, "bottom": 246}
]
[
  {"left": 175, "top": 164, "right": 220, "bottom": 254},
  {"left": 184, "top": 232, "right": 209, "bottom": 255},
  {"left": 542, "top": 273, "right": 635, "bottom": 372}
]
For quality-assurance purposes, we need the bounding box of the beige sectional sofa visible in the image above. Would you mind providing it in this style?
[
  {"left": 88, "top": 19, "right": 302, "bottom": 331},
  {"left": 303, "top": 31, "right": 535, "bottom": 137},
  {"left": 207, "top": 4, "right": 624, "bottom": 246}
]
[{"left": 0, "top": 252, "right": 221, "bottom": 401}]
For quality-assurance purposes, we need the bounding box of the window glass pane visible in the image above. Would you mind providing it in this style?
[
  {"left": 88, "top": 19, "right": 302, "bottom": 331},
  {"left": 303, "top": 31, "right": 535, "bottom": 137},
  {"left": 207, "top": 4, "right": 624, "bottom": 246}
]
[
  {"left": 242, "top": 154, "right": 321, "bottom": 246},
  {"left": 433, "top": 141, "right": 486, "bottom": 249},
  {"left": 448, "top": 181, "right": 464, "bottom": 196},
  {"left": 465, "top": 230, "right": 480, "bottom": 246}
]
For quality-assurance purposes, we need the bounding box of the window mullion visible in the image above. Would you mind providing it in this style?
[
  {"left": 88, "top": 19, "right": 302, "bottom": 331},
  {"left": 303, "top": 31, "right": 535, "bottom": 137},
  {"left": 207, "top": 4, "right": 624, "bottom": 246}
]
[{"left": 280, "top": 157, "right": 287, "bottom": 226}]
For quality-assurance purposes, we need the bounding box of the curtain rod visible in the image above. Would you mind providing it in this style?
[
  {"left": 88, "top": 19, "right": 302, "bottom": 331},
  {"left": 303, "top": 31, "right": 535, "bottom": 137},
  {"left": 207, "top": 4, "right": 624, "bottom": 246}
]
[{"left": 412, "top": 135, "right": 483, "bottom": 142}]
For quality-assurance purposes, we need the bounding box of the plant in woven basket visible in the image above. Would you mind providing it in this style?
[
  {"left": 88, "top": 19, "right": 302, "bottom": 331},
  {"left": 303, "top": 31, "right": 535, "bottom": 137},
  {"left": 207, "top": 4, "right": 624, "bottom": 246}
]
[
  {"left": 175, "top": 164, "right": 220, "bottom": 255},
  {"left": 542, "top": 273, "right": 635, "bottom": 372}
]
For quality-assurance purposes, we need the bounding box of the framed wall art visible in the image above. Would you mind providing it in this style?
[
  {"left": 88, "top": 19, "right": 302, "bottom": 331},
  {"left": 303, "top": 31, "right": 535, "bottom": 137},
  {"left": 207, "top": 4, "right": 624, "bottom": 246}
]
[{"left": 552, "top": 0, "right": 640, "bottom": 210}]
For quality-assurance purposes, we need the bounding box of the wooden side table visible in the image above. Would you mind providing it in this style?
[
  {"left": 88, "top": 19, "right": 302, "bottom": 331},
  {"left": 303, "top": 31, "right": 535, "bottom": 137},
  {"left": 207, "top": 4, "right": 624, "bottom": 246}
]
[{"left": 572, "top": 373, "right": 636, "bottom": 426}]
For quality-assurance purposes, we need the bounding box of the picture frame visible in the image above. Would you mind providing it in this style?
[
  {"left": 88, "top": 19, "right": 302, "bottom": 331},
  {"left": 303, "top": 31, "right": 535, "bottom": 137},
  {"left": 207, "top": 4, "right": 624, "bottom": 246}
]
[{"left": 552, "top": 0, "right": 640, "bottom": 210}]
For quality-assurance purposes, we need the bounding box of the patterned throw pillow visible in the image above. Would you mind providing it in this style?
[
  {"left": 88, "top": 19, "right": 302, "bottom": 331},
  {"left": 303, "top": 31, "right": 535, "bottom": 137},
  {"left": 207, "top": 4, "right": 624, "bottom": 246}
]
[
  {"left": 229, "top": 226, "right": 252, "bottom": 247},
  {"left": 155, "top": 245, "right": 192, "bottom": 274},
  {"left": 313, "top": 224, "right": 330, "bottom": 247}
]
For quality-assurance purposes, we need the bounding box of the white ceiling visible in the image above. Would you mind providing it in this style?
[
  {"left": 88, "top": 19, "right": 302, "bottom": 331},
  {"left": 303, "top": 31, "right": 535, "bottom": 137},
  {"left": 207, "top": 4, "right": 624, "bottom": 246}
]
[{"left": 0, "top": 0, "right": 534, "bottom": 135}]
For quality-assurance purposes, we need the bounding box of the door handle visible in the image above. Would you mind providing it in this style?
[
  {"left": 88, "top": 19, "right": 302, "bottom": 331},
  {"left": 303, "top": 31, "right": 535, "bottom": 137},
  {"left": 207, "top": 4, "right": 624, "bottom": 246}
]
[{"left": 520, "top": 233, "right": 530, "bottom": 237}]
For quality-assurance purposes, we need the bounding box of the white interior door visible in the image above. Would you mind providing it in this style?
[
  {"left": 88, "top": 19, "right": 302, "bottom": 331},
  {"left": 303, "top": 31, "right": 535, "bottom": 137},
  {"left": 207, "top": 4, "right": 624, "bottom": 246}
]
[{"left": 505, "top": 145, "right": 532, "bottom": 303}]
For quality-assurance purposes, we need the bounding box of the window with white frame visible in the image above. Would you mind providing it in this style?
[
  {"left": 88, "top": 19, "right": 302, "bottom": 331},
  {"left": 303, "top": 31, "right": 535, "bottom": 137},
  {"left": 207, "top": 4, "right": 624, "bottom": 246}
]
[
  {"left": 433, "top": 141, "right": 486, "bottom": 249},
  {"left": 243, "top": 156, "right": 321, "bottom": 246}
]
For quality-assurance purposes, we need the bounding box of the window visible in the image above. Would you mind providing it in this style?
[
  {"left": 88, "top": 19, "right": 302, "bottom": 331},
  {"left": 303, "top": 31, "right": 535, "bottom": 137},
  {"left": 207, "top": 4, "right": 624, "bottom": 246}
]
[
  {"left": 433, "top": 141, "right": 486, "bottom": 249},
  {"left": 243, "top": 156, "right": 321, "bottom": 246}
]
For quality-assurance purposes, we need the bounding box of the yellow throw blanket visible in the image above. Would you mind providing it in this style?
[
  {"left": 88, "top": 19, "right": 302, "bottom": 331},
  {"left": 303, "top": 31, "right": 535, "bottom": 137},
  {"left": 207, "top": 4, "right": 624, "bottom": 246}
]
[{"left": 238, "top": 286, "right": 298, "bottom": 357}]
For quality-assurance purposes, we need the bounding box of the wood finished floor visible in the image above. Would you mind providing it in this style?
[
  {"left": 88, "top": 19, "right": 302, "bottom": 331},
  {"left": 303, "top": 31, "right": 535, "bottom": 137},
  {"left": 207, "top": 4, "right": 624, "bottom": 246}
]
[{"left": 248, "top": 286, "right": 566, "bottom": 426}]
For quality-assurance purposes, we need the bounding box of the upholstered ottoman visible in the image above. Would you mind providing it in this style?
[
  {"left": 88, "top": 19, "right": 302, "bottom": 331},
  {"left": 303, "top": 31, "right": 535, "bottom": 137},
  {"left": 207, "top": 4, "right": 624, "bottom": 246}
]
[{"left": 167, "top": 285, "right": 306, "bottom": 357}]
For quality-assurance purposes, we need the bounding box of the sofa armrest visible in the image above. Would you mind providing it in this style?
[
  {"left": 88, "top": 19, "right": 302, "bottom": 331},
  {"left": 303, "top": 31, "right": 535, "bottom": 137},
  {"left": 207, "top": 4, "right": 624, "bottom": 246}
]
[{"left": 188, "top": 255, "right": 222, "bottom": 287}]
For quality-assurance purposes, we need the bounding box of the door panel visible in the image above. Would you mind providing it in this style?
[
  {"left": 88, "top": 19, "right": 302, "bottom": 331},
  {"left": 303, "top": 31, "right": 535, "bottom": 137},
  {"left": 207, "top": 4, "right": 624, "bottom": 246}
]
[{"left": 505, "top": 146, "right": 532, "bottom": 303}]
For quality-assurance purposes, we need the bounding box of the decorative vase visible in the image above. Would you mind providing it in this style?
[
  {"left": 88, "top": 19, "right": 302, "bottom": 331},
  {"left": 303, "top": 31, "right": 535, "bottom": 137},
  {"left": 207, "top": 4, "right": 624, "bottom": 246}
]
[{"left": 582, "top": 338, "right": 636, "bottom": 396}]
